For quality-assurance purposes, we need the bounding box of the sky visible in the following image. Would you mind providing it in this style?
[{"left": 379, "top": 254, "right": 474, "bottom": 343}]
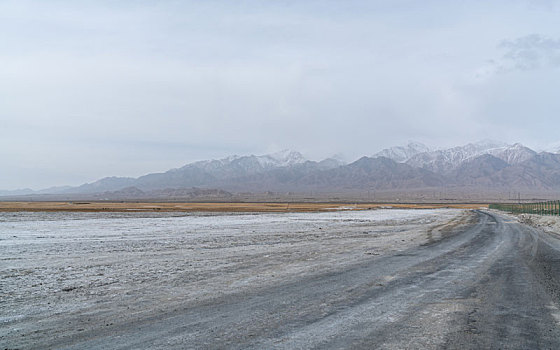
[{"left": 1, "top": 0, "right": 560, "bottom": 189}]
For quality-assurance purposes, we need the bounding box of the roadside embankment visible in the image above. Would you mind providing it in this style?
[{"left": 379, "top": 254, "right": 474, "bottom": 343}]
[{"left": 517, "top": 214, "right": 560, "bottom": 235}]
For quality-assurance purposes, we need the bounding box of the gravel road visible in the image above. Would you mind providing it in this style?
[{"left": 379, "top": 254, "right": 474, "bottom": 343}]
[{"left": 2, "top": 209, "right": 560, "bottom": 349}]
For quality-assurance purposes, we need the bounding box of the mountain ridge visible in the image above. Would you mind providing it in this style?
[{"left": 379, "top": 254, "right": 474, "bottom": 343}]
[{"left": 6, "top": 142, "right": 560, "bottom": 198}]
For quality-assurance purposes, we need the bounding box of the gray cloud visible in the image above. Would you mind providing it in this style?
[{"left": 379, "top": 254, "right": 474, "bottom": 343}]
[
  {"left": 499, "top": 34, "right": 560, "bottom": 70},
  {"left": 1, "top": 1, "right": 560, "bottom": 189}
]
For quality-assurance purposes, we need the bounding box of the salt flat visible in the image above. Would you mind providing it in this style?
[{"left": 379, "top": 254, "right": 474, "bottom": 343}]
[{"left": 1, "top": 209, "right": 465, "bottom": 348}]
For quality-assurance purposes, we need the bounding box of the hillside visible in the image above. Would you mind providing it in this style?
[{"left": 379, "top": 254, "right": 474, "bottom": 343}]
[{"left": 5, "top": 142, "right": 560, "bottom": 200}]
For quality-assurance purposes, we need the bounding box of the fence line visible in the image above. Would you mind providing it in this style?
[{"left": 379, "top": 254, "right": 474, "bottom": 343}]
[{"left": 489, "top": 201, "right": 560, "bottom": 216}]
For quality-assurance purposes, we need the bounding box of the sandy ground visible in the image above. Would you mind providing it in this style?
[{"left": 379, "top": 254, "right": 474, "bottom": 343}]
[
  {"left": 0, "top": 208, "right": 469, "bottom": 348},
  {"left": 0, "top": 201, "right": 487, "bottom": 212}
]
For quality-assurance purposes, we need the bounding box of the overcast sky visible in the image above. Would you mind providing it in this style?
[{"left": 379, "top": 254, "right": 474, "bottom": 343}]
[{"left": 1, "top": 0, "right": 560, "bottom": 189}]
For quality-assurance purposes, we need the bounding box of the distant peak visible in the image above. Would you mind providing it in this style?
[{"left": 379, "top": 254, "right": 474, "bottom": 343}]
[
  {"left": 262, "top": 149, "right": 306, "bottom": 166},
  {"left": 267, "top": 149, "right": 303, "bottom": 159},
  {"left": 373, "top": 141, "right": 430, "bottom": 163}
]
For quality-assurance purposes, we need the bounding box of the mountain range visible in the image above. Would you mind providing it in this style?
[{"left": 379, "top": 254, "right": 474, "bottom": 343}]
[{"left": 4, "top": 141, "right": 560, "bottom": 199}]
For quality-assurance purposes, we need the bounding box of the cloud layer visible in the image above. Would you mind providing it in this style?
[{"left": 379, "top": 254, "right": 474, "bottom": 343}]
[
  {"left": 1, "top": 0, "right": 559, "bottom": 189},
  {"left": 500, "top": 34, "right": 560, "bottom": 70}
]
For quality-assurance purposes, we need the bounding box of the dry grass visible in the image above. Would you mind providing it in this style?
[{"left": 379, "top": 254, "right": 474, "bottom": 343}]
[{"left": 0, "top": 201, "right": 488, "bottom": 213}]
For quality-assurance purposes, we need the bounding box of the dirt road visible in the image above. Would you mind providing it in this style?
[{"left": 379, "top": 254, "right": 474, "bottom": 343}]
[{"left": 3, "top": 210, "right": 560, "bottom": 349}]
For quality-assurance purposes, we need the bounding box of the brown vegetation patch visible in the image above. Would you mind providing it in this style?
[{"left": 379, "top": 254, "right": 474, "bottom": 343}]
[{"left": 0, "top": 201, "right": 487, "bottom": 213}]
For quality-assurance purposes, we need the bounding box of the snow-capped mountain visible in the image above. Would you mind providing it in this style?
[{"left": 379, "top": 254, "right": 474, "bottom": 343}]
[
  {"left": 67, "top": 150, "right": 310, "bottom": 193},
  {"left": 373, "top": 142, "right": 430, "bottom": 163},
  {"left": 183, "top": 150, "right": 307, "bottom": 180},
  {"left": 13, "top": 141, "right": 560, "bottom": 198},
  {"left": 404, "top": 141, "right": 516, "bottom": 174},
  {"left": 264, "top": 149, "right": 307, "bottom": 167},
  {"left": 487, "top": 143, "right": 536, "bottom": 165},
  {"left": 193, "top": 150, "right": 306, "bottom": 172}
]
